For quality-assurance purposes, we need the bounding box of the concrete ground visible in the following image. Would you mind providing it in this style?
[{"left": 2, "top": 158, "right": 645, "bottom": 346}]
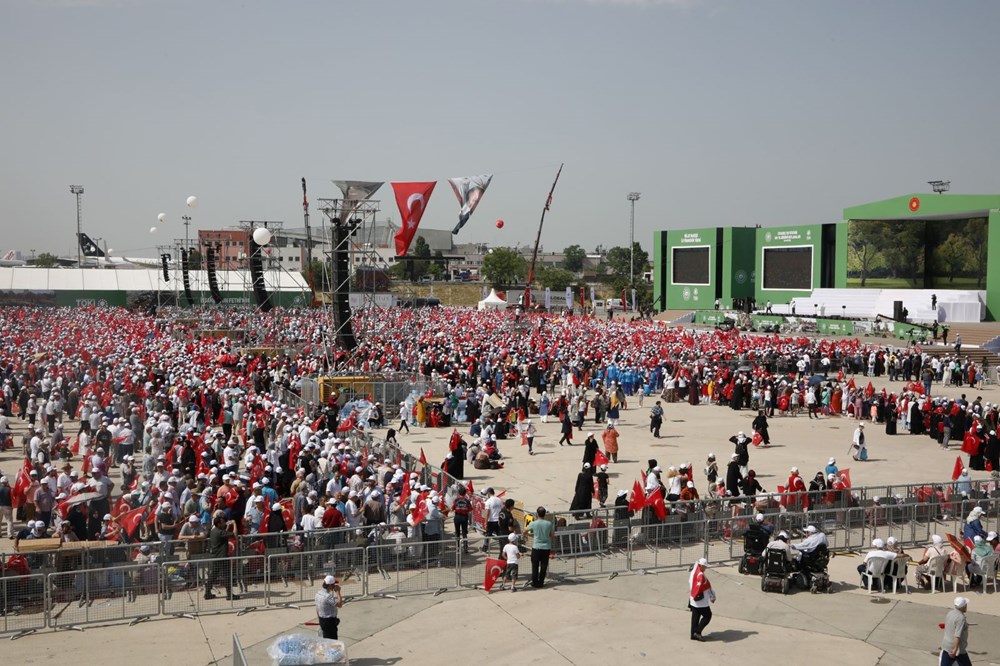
[{"left": 3, "top": 345, "right": 999, "bottom": 665}]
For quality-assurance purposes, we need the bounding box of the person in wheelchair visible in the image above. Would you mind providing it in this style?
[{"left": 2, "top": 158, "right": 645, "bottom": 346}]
[
  {"left": 739, "top": 514, "right": 773, "bottom": 575},
  {"left": 792, "top": 525, "right": 830, "bottom": 581},
  {"left": 765, "top": 531, "right": 795, "bottom": 563}
]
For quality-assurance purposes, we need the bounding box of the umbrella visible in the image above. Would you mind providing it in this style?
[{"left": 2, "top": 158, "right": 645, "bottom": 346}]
[
  {"left": 944, "top": 533, "right": 971, "bottom": 563},
  {"left": 808, "top": 375, "right": 827, "bottom": 386}
]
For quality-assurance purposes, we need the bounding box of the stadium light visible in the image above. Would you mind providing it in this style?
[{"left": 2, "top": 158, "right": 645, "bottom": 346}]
[
  {"left": 627, "top": 192, "right": 641, "bottom": 287},
  {"left": 928, "top": 180, "right": 950, "bottom": 194}
]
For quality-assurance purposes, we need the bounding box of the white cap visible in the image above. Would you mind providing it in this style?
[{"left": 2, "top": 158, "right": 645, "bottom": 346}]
[
  {"left": 324, "top": 575, "right": 337, "bottom": 586},
  {"left": 695, "top": 558, "right": 709, "bottom": 567},
  {"left": 652, "top": 466, "right": 662, "bottom": 472},
  {"left": 790, "top": 467, "right": 799, "bottom": 473},
  {"left": 955, "top": 596, "right": 969, "bottom": 609},
  {"left": 872, "top": 538, "right": 885, "bottom": 548},
  {"left": 507, "top": 533, "right": 518, "bottom": 542},
  {"left": 828, "top": 457, "right": 836, "bottom": 464},
  {"left": 755, "top": 513, "right": 764, "bottom": 522},
  {"left": 804, "top": 525, "right": 817, "bottom": 533},
  {"left": 988, "top": 531, "right": 998, "bottom": 541},
  {"left": 932, "top": 534, "right": 943, "bottom": 545},
  {"left": 737, "top": 431, "right": 745, "bottom": 437}
]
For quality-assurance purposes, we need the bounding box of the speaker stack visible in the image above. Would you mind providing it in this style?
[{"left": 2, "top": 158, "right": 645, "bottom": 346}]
[
  {"left": 331, "top": 219, "right": 357, "bottom": 351},
  {"left": 206, "top": 245, "right": 223, "bottom": 304},
  {"left": 249, "top": 239, "right": 273, "bottom": 312},
  {"left": 160, "top": 254, "right": 170, "bottom": 282},
  {"left": 180, "top": 248, "right": 194, "bottom": 306}
]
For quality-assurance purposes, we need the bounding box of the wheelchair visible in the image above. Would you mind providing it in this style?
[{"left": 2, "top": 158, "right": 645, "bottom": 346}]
[{"left": 738, "top": 528, "right": 770, "bottom": 576}]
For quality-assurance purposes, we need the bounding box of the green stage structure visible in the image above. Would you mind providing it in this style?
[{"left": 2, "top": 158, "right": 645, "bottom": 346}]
[
  {"left": 653, "top": 227, "right": 755, "bottom": 311},
  {"left": 835, "top": 193, "right": 1000, "bottom": 319}
]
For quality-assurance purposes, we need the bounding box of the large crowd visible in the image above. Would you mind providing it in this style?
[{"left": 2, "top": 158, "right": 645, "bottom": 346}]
[{"left": 0, "top": 305, "right": 996, "bottom": 597}]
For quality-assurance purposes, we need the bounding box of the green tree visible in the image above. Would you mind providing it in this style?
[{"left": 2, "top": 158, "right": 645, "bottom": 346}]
[
  {"left": 847, "top": 220, "right": 886, "bottom": 287},
  {"left": 410, "top": 236, "right": 431, "bottom": 281},
  {"left": 561, "top": 244, "right": 587, "bottom": 273},
  {"left": 536, "top": 266, "right": 576, "bottom": 291},
  {"left": 187, "top": 249, "right": 203, "bottom": 270},
  {"left": 302, "top": 258, "right": 331, "bottom": 291},
  {"left": 967, "top": 218, "right": 989, "bottom": 287},
  {"left": 882, "top": 222, "right": 924, "bottom": 286},
  {"left": 605, "top": 243, "right": 649, "bottom": 285},
  {"left": 33, "top": 252, "right": 60, "bottom": 267},
  {"left": 482, "top": 247, "right": 527, "bottom": 289},
  {"left": 934, "top": 233, "right": 972, "bottom": 283}
]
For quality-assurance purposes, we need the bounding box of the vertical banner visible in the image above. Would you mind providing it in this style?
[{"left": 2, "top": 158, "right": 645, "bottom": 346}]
[
  {"left": 631, "top": 289, "right": 637, "bottom": 312},
  {"left": 621, "top": 288, "right": 628, "bottom": 312},
  {"left": 590, "top": 286, "right": 596, "bottom": 307},
  {"left": 544, "top": 287, "right": 551, "bottom": 310},
  {"left": 448, "top": 174, "right": 493, "bottom": 235},
  {"left": 579, "top": 286, "right": 586, "bottom": 310},
  {"left": 564, "top": 286, "right": 573, "bottom": 308}
]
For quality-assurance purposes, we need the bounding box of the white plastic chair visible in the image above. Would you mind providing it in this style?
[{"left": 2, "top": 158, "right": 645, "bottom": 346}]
[
  {"left": 927, "top": 554, "right": 949, "bottom": 593},
  {"left": 977, "top": 552, "right": 998, "bottom": 594},
  {"left": 888, "top": 558, "right": 909, "bottom": 593},
  {"left": 864, "top": 557, "right": 890, "bottom": 593}
]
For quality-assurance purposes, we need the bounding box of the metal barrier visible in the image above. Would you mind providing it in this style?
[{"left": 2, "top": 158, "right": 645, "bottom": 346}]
[
  {"left": 47, "top": 564, "right": 160, "bottom": 629},
  {"left": 265, "top": 547, "right": 366, "bottom": 607},
  {"left": 232, "top": 633, "right": 249, "bottom": 666},
  {"left": 161, "top": 555, "right": 267, "bottom": 617},
  {"left": 365, "top": 539, "right": 459, "bottom": 596},
  {"left": 0, "top": 574, "right": 47, "bottom": 638}
]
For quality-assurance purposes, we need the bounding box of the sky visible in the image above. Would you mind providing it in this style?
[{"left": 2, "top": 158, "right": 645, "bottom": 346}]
[{"left": 2, "top": 0, "right": 999, "bottom": 260}]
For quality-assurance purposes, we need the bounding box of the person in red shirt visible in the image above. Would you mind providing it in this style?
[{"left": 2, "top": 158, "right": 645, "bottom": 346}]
[{"left": 786, "top": 467, "right": 807, "bottom": 511}]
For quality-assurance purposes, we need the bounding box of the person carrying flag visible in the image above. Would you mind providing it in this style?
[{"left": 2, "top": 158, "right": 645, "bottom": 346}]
[{"left": 688, "top": 558, "right": 715, "bottom": 641}]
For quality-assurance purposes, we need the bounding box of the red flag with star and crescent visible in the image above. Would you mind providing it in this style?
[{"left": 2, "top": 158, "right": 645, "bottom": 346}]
[
  {"left": 484, "top": 557, "right": 507, "bottom": 591},
  {"left": 392, "top": 182, "right": 437, "bottom": 256}
]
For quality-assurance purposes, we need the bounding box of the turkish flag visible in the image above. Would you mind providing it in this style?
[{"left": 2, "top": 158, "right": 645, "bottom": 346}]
[
  {"left": 70, "top": 436, "right": 80, "bottom": 455},
  {"left": 11, "top": 458, "right": 32, "bottom": 510},
  {"left": 952, "top": 456, "right": 965, "bottom": 481},
  {"left": 847, "top": 377, "right": 856, "bottom": 391},
  {"left": 645, "top": 490, "right": 667, "bottom": 521},
  {"left": 752, "top": 431, "right": 763, "bottom": 447},
  {"left": 592, "top": 478, "right": 601, "bottom": 501},
  {"left": 690, "top": 564, "right": 711, "bottom": 599},
  {"left": 839, "top": 468, "right": 851, "bottom": 488},
  {"left": 864, "top": 382, "right": 875, "bottom": 398},
  {"left": 627, "top": 480, "right": 646, "bottom": 513},
  {"left": 392, "top": 182, "right": 437, "bottom": 256},
  {"left": 962, "top": 432, "right": 979, "bottom": 456},
  {"left": 411, "top": 495, "right": 429, "bottom": 525},
  {"left": 400, "top": 473, "right": 411, "bottom": 503},
  {"left": 484, "top": 557, "right": 507, "bottom": 591},
  {"left": 249, "top": 456, "right": 266, "bottom": 484},
  {"left": 449, "top": 430, "right": 462, "bottom": 452},
  {"left": 118, "top": 506, "right": 147, "bottom": 539},
  {"left": 594, "top": 450, "right": 609, "bottom": 468},
  {"left": 419, "top": 448, "right": 427, "bottom": 466},
  {"left": 466, "top": 479, "right": 475, "bottom": 496}
]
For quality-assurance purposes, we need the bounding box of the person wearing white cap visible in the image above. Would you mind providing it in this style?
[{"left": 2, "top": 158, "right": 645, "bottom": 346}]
[
  {"left": 940, "top": 597, "right": 971, "bottom": 665},
  {"left": 499, "top": 533, "right": 522, "bottom": 592},
  {"left": 315, "top": 574, "right": 343, "bottom": 639},
  {"left": 688, "top": 558, "right": 715, "bottom": 641},
  {"left": 858, "top": 537, "right": 896, "bottom": 590},
  {"left": 729, "top": 431, "right": 750, "bottom": 478},
  {"left": 791, "top": 525, "right": 828, "bottom": 568},
  {"left": 852, "top": 422, "right": 868, "bottom": 461},
  {"left": 824, "top": 458, "right": 838, "bottom": 478}
]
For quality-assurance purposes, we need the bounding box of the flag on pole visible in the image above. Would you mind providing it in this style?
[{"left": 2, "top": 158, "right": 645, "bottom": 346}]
[
  {"left": 645, "top": 491, "right": 667, "bottom": 520},
  {"left": 627, "top": 480, "right": 646, "bottom": 513},
  {"left": 594, "top": 450, "right": 609, "bottom": 467},
  {"left": 952, "top": 456, "right": 965, "bottom": 481},
  {"left": 419, "top": 448, "right": 428, "bottom": 465},
  {"left": 392, "top": 182, "right": 437, "bottom": 256}
]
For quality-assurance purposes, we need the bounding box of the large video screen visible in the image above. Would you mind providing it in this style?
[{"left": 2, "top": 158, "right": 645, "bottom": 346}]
[
  {"left": 671, "top": 246, "right": 710, "bottom": 284},
  {"left": 762, "top": 246, "right": 812, "bottom": 290},
  {"left": 846, "top": 218, "right": 987, "bottom": 289}
]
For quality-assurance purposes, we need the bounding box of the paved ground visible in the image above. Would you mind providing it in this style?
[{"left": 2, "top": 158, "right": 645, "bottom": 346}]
[{"left": 3, "top": 344, "right": 1000, "bottom": 664}]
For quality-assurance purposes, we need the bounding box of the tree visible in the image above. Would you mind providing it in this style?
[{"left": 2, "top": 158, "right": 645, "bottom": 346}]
[
  {"left": 561, "top": 244, "right": 587, "bottom": 273},
  {"left": 847, "top": 220, "right": 886, "bottom": 287},
  {"left": 536, "top": 266, "right": 576, "bottom": 291},
  {"left": 409, "top": 236, "right": 431, "bottom": 281},
  {"left": 933, "top": 233, "right": 972, "bottom": 283},
  {"left": 605, "top": 243, "right": 649, "bottom": 285},
  {"left": 302, "top": 258, "right": 331, "bottom": 291},
  {"left": 882, "top": 221, "right": 924, "bottom": 286},
  {"left": 33, "top": 252, "right": 60, "bottom": 268},
  {"left": 967, "top": 218, "right": 989, "bottom": 287},
  {"left": 481, "top": 248, "right": 527, "bottom": 289}
]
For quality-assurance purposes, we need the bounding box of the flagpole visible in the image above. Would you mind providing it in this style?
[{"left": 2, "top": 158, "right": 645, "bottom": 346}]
[{"left": 525, "top": 163, "right": 563, "bottom": 310}]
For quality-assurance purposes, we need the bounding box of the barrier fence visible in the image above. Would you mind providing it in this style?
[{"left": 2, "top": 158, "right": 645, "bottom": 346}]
[{"left": 2, "top": 497, "right": 996, "bottom": 638}]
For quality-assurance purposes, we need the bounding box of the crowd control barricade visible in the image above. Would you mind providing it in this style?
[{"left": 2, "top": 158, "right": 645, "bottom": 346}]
[
  {"left": 265, "top": 547, "right": 366, "bottom": 607},
  {"left": 160, "top": 555, "right": 266, "bottom": 617},
  {"left": 0, "top": 573, "right": 47, "bottom": 638},
  {"left": 544, "top": 527, "right": 630, "bottom": 580},
  {"left": 47, "top": 564, "right": 160, "bottom": 629},
  {"left": 365, "top": 538, "right": 459, "bottom": 596}
]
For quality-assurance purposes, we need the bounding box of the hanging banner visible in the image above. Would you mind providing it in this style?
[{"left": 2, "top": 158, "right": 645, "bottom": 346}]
[
  {"left": 544, "top": 287, "right": 551, "bottom": 310},
  {"left": 483, "top": 285, "right": 488, "bottom": 300},
  {"left": 631, "top": 288, "right": 637, "bottom": 312},
  {"left": 391, "top": 182, "right": 437, "bottom": 256},
  {"left": 590, "top": 286, "right": 596, "bottom": 307},
  {"left": 448, "top": 174, "right": 493, "bottom": 235},
  {"left": 564, "top": 286, "right": 573, "bottom": 308},
  {"left": 579, "top": 285, "right": 586, "bottom": 310},
  {"left": 333, "top": 180, "right": 383, "bottom": 223}
]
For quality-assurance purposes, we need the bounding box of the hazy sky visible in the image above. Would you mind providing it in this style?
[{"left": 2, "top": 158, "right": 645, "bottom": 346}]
[{"left": 2, "top": 0, "right": 999, "bottom": 259}]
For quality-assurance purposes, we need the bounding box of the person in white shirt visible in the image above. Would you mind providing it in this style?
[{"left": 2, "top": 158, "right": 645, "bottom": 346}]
[
  {"left": 500, "top": 533, "right": 521, "bottom": 592},
  {"left": 857, "top": 537, "right": 896, "bottom": 589}
]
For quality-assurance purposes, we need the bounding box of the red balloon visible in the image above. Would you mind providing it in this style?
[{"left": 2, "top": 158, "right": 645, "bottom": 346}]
[{"left": 495, "top": 219, "right": 504, "bottom": 229}]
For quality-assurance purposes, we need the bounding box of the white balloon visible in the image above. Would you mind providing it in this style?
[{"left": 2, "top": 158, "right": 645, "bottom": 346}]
[
  {"left": 157, "top": 213, "right": 166, "bottom": 222},
  {"left": 252, "top": 227, "right": 272, "bottom": 245},
  {"left": 186, "top": 195, "right": 198, "bottom": 208},
  {"left": 150, "top": 227, "right": 157, "bottom": 234}
]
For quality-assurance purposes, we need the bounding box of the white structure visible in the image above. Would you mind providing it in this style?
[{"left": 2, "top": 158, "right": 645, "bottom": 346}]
[{"left": 477, "top": 288, "right": 508, "bottom": 311}]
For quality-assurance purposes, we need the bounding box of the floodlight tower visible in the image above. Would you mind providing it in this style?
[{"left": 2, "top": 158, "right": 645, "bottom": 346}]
[
  {"left": 70, "top": 185, "right": 84, "bottom": 266},
  {"left": 627, "top": 192, "right": 641, "bottom": 287}
]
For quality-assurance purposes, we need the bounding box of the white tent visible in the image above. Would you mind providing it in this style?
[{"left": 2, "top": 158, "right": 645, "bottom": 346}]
[{"left": 477, "top": 288, "right": 508, "bottom": 311}]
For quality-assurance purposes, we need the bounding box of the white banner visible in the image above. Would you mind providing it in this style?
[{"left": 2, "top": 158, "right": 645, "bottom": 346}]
[
  {"left": 545, "top": 287, "right": 551, "bottom": 310},
  {"left": 564, "top": 286, "right": 573, "bottom": 308}
]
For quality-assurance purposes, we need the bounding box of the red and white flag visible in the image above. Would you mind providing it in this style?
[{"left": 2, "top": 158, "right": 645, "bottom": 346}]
[
  {"left": 690, "top": 563, "right": 711, "bottom": 599},
  {"left": 952, "top": 456, "right": 965, "bottom": 481},
  {"left": 594, "top": 450, "right": 609, "bottom": 467},
  {"left": 627, "top": 480, "right": 646, "bottom": 514},
  {"left": 11, "top": 458, "right": 32, "bottom": 510},
  {"left": 484, "top": 557, "right": 507, "bottom": 591},
  {"left": 645, "top": 491, "right": 667, "bottom": 521},
  {"left": 392, "top": 182, "right": 437, "bottom": 256}
]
